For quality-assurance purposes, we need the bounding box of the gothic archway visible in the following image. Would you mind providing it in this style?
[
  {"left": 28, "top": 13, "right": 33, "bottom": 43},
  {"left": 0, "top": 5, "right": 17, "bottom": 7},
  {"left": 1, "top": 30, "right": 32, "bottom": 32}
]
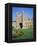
[{"left": 19, "top": 23, "right": 23, "bottom": 28}]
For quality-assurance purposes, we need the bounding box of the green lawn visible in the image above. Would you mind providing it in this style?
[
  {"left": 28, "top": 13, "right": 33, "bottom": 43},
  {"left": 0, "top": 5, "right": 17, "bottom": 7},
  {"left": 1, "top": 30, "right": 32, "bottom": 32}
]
[{"left": 12, "top": 28, "right": 33, "bottom": 40}]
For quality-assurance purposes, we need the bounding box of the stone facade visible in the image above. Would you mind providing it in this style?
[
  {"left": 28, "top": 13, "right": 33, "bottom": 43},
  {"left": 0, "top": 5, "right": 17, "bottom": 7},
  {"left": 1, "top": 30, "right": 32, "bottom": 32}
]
[{"left": 12, "top": 12, "right": 33, "bottom": 29}]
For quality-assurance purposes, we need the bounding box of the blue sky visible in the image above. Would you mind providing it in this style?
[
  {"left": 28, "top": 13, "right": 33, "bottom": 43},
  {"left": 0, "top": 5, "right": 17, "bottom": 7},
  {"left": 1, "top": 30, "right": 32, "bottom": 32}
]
[{"left": 12, "top": 7, "right": 33, "bottom": 21}]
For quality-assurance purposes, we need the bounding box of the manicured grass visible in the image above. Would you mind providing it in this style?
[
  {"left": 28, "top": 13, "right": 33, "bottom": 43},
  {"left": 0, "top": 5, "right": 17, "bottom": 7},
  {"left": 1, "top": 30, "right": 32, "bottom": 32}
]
[{"left": 12, "top": 28, "right": 33, "bottom": 40}]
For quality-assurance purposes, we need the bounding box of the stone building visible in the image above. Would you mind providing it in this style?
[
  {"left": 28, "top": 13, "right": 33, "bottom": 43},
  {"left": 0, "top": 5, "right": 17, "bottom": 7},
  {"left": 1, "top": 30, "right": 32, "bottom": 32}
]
[{"left": 12, "top": 11, "right": 33, "bottom": 29}]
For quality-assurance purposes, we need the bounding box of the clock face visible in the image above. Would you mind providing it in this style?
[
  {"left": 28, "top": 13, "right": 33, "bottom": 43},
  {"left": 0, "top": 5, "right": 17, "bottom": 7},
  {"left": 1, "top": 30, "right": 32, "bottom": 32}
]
[{"left": 12, "top": 7, "right": 33, "bottom": 40}]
